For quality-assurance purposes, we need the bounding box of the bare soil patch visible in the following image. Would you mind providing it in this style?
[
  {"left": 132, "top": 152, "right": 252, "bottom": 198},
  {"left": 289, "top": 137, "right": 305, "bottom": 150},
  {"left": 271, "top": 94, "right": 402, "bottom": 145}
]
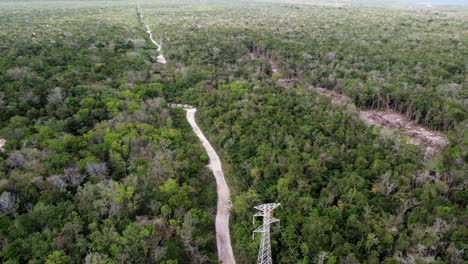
[
  {"left": 0, "top": 139, "right": 5, "bottom": 151},
  {"left": 359, "top": 110, "right": 448, "bottom": 158},
  {"left": 316, "top": 88, "right": 448, "bottom": 158}
]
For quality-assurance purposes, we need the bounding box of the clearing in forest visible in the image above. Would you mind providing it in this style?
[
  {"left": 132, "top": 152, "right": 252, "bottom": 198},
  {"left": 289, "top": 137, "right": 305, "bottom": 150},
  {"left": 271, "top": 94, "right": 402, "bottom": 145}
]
[{"left": 316, "top": 88, "right": 448, "bottom": 158}]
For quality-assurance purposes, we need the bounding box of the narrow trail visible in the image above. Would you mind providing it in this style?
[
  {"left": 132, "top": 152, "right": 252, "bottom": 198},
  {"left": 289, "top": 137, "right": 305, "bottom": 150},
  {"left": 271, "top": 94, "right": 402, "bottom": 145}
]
[
  {"left": 137, "top": 2, "right": 166, "bottom": 64},
  {"left": 137, "top": 1, "right": 234, "bottom": 259},
  {"left": 138, "top": 0, "right": 234, "bottom": 257},
  {"left": 171, "top": 104, "right": 236, "bottom": 264}
]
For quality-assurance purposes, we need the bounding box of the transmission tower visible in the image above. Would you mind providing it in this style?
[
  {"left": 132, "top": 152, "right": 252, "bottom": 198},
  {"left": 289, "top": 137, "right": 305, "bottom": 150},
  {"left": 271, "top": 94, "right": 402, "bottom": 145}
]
[{"left": 252, "top": 203, "right": 280, "bottom": 264}]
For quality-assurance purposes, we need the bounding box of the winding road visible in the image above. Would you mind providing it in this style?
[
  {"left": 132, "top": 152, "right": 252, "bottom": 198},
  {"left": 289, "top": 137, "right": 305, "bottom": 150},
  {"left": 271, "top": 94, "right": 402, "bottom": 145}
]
[
  {"left": 185, "top": 108, "right": 235, "bottom": 264},
  {"left": 137, "top": 2, "right": 166, "bottom": 64},
  {"left": 140, "top": 0, "right": 234, "bottom": 257},
  {"left": 142, "top": 0, "right": 235, "bottom": 255},
  {"left": 144, "top": 23, "right": 166, "bottom": 64}
]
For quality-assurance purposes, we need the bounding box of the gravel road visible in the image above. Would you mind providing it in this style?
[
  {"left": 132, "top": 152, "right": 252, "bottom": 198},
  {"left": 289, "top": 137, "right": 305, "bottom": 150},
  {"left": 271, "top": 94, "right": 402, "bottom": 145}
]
[{"left": 185, "top": 108, "right": 236, "bottom": 264}]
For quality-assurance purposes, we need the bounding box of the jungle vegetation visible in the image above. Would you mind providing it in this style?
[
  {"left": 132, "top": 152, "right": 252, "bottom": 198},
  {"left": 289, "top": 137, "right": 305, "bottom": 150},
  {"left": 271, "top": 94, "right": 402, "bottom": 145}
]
[{"left": 0, "top": 0, "right": 466, "bottom": 263}]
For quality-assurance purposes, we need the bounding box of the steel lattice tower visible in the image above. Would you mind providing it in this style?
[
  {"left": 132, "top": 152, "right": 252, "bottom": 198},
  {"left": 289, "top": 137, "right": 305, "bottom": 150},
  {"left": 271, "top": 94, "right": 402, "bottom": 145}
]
[{"left": 252, "top": 203, "right": 280, "bottom": 264}]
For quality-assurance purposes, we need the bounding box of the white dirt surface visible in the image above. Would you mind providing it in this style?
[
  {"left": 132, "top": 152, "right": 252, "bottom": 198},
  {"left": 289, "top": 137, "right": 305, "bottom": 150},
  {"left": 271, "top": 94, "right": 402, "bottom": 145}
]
[
  {"left": 144, "top": 24, "right": 166, "bottom": 64},
  {"left": 359, "top": 110, "right": 448, "bottom": 158},
  {"left": 316, "top": 88, "right": 448, "bottom": 158},
  {"left": 138, "top": 2, "right": 166, "bottom": 64},
  {"left": 185, "top": 108, "right": 235, "bottom": 264},
  {"left": 249, "top": 52, "right": 297, "bottom": 89},
  {"left": 0, "top": 139, "right": 5, "bottom": 151}
]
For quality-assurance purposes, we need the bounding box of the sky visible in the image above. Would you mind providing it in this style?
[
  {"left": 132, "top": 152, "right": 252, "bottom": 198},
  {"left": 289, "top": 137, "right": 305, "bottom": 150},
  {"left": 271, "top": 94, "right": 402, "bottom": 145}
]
[{"left": 401, "top": 0, "right": 468, "bottom": 4}]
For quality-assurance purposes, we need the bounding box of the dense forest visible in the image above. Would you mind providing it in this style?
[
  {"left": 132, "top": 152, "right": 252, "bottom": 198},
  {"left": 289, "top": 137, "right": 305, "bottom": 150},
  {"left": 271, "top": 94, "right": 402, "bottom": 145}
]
[
  {"left": 0, "top": 2, "right": 217, "bottom": 263},
  {"left": 0, "top": 0, "right": 466, "bottom": 263}
]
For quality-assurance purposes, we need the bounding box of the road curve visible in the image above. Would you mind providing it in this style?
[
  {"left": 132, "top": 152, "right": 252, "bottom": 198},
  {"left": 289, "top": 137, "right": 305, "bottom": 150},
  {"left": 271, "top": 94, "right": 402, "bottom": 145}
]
[
  {"left": 144, "top": 23, "right": 166, "bottom": 64},
  {"left": 185, "top": 108, "right": 236, "bottom": 264},
  {"left": 137, "top": 2, "right": 166, "bottom": 64}
]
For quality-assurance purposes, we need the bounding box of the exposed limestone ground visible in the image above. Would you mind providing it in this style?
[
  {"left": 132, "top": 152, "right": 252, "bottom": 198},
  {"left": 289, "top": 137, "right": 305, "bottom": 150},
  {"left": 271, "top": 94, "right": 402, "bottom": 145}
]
[
  {"left": 248, "top": 53, "right": 448, "bottom": 158},
  {"left": 0, "top": 139, "right": 5, "bottom": 151},
  {"left": 316, "top": 88, "right": 448, "bottom": 158}
]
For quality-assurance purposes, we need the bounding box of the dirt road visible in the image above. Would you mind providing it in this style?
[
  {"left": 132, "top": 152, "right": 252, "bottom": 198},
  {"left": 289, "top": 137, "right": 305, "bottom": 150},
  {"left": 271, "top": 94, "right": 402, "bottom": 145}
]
[
  {"left": 137, "top": 2, "right": 166, "bottom": 64},
  {"left": 185, "top": 108, "right": 236, "bottom": 264},
  {"left": 144, "top": 23, "right": 166, "bottom": 64}
]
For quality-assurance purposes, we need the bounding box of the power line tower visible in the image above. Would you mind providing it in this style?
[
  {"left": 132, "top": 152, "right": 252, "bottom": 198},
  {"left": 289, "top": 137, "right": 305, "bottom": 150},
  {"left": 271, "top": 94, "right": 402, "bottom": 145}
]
[{"left": 252, "top": 203, "right": 280, "bottom": 264}]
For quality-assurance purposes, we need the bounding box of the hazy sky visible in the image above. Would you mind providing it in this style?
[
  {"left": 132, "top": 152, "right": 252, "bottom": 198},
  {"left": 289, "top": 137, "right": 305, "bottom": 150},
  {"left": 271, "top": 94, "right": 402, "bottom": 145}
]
[{"left": 401, "top": 0, "right": 468, "bottom": 4}]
